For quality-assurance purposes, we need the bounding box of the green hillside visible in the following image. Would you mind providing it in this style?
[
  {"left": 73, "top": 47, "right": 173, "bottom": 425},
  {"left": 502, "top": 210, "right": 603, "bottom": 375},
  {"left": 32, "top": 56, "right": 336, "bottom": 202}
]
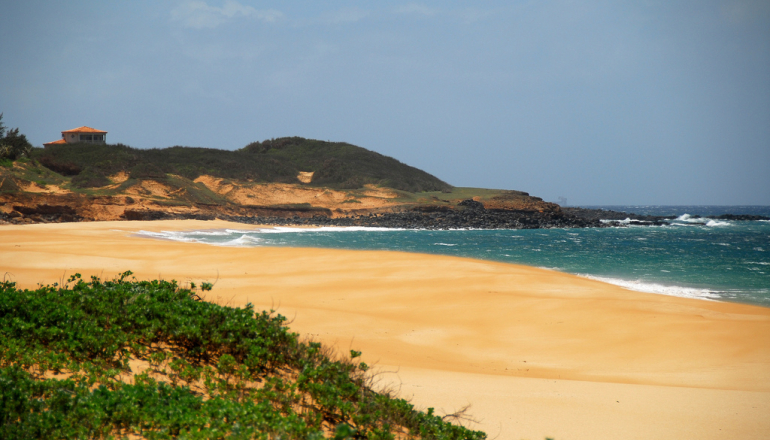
[{"left": 32, "top": 138, "right": 452, "bottom": 193}]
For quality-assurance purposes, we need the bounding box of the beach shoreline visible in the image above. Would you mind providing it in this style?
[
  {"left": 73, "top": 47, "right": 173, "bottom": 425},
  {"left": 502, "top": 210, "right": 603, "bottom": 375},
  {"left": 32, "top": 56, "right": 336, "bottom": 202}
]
[
  {"left": 129, "top": 223, "right": 770, "bottom": 307},
  {"left": 2, "top": 219, "right": 769, "bottom": 439}
]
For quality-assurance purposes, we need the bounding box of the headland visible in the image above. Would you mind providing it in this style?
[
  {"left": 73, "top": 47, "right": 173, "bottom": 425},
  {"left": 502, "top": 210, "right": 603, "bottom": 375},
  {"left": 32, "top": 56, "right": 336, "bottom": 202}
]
[{"left": 3, "top": 138, "right": 766, "bottom": 228}]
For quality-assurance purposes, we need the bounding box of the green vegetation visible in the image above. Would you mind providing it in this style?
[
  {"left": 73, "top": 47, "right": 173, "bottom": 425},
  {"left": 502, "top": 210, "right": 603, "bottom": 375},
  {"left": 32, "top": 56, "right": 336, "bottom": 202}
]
[
  {"left": 32, "top": 137, "right": 451, "bottom": 193},
  {"left": 0, "top": 116, "right": 529, "bottom": 215},
  {"left": 11, "top": 159, "right": 67, "bottom": 187},
  {"left": 366, "top": 187, "right": 529, "bottom": 207},
  {"left": 242, "top": 138, "right": 450, "bottom": 192},
  {"left": 0, "top": 273, "right": 485, "bottom": 439},
  {"left": 0, "top": 116, "right": 522, "bottom": 208},
  {"left": 417, "top": 187, "right": 528, "bottom": 201},
  {"left": 0, "top": 113, "right": 33, "bottom": 162}
]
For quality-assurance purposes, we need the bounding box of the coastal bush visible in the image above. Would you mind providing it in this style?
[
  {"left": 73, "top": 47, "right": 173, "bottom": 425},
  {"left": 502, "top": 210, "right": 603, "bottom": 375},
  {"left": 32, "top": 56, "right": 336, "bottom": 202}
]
[
  {"left": 129, "top": 162, "right": 166, "bottom": 180},
  {"left": 0, "top": 273, "right": 485, "bottom": 439},
  {"left": 33, "top": 137, "right": 452, "bottom": 193},
  {"left": 37, "top": 156, "right": 82, "bottom": 176},
  {"left": 0, "top": 114, "right": 33, "bottom": 161},
  {"left": 243, "top": 138, "right": 452, "bottom": 192},
  {"left": 70, "top": 168, "right": 110, "bottom": 188}
]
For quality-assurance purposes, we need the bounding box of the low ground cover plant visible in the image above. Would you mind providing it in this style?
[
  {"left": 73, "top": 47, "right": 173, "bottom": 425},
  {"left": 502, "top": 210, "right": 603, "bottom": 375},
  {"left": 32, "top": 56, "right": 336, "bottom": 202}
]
[{"left": 0, "top": 272, "right": 485, "bottom": 439}]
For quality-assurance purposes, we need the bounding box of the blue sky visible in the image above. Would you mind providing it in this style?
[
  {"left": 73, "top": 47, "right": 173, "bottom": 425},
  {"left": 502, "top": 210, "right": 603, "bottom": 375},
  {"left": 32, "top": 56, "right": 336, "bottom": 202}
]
[{"left": 2, "top": 1, "right": 768, "bottom": 205}]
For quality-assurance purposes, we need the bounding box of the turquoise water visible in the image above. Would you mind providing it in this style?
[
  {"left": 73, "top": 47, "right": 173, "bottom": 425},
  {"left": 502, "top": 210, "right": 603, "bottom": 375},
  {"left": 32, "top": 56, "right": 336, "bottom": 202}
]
[{"left": 137, "top": 206, "right": 770, "bottom": 306}]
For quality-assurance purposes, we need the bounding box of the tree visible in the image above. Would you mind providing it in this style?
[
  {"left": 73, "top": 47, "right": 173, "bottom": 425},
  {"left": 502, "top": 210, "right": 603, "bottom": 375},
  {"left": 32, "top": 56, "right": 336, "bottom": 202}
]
[{"left": 0, "top": 113, "right": 33, "bottom": 160}]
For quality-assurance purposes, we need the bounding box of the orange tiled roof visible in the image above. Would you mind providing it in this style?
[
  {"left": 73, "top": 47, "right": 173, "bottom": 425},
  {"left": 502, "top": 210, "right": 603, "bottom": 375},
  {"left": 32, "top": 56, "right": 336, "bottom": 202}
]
[
  {"left": 61, "top": 126, "right": 107, "bottom": 134},
  {"left": 43, "top": 139, "right": 67, "bottom": 145}
]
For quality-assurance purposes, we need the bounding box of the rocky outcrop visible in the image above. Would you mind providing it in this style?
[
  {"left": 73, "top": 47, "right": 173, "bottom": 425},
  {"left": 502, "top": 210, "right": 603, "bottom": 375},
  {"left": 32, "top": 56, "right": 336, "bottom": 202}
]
[
  {"left": 481, "top": 192, "right": 561, "bottom": 213},
  {"left": 561, "top": 208, "right": 770, "bottom": 225},
  {"left": 122, "top": 210, "right": 215, "bottom": 221},
  {"left": 5, "top": 203, "right": 82, "bottom": 223},
  {"left": 3, "top": 189, "right": 765, "bottom": 230},
  {"left": 562, "top": 207, "right": 673, "bottom": 225},
  {"left": 707, "top": 214, "right": 770, "bottom": 221},
  {"left": 225, "top": 201, "right": 603, "bottom": 229}
]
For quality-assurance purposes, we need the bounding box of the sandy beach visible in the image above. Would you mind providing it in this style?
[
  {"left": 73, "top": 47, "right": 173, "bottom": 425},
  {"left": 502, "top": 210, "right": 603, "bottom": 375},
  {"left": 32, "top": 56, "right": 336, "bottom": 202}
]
[{"left": 2, "top": 219, "right": 769, "bottom": 440}]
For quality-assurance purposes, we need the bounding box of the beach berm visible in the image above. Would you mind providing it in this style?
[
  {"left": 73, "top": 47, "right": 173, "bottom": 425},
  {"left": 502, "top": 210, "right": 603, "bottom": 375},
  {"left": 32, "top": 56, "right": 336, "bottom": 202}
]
[{"left": 2, "top": 220, "right": 769, "bottom": 439}]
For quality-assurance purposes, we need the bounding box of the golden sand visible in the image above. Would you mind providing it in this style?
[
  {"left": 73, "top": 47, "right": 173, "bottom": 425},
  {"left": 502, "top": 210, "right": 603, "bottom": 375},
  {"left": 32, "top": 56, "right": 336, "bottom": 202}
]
[{"left": 2, "top": 220, "right": 769, "bottom": 439}]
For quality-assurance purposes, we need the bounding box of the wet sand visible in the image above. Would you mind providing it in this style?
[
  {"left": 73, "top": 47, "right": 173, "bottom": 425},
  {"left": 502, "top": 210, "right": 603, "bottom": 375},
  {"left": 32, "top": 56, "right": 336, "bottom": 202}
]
[{"left": 2, "top": 220, "right": 769, "bottom": 439}]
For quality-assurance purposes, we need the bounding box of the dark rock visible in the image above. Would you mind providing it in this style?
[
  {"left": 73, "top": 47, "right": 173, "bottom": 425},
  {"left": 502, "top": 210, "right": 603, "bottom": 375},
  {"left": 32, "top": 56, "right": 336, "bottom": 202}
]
[
  {"left": 457, "top": 199, "right": 485, "bottom": 211},
  {"left": 562, "top": 207, "right": 673, "bottom": 225},
  {"left": 122, "top": 210, "right": 172, "bottom": 221},
  {"left": 13, "top": 204, "right": 77, "bottom": 216},
  {"left": 9, "top": 204, "right": 82, "bottom": 222},
  {"left": 223, "top": 206, "right": 607, "bottom": 230},
  {"left": 122, "top": 209, "right": 215, "bottom": 221},
  {"left": 707, "top": 214, "right": 770, "bottom": 221}
]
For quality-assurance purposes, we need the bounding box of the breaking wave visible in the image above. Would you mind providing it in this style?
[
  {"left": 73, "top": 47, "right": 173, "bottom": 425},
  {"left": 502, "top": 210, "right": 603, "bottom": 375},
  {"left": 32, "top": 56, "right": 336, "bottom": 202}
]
[{"left": 580, "top": 275, "right": 722, "bottom": 301}]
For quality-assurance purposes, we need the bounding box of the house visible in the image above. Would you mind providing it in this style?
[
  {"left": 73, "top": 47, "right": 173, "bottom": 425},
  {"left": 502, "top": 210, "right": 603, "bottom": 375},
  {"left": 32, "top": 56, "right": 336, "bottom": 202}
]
[{"left": 44, "top": 126, "right": 107, "bottom": 147}]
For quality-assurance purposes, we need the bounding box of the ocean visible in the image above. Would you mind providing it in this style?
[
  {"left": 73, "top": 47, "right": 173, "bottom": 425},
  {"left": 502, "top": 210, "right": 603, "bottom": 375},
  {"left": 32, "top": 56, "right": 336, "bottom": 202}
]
[{"left": 137, "top": 206, "right": 770, "bottom": 307}]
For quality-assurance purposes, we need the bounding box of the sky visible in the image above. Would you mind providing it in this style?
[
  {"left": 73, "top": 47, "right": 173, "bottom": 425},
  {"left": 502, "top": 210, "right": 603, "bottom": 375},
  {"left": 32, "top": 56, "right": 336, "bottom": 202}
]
[{"left": 1, "top": 1, "right": 769, "bottom": 205}]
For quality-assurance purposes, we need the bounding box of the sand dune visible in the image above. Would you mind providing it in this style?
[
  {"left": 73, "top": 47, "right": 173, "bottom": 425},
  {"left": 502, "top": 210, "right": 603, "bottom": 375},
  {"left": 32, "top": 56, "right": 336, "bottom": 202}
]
[{"left": 2, "top": 220, "right": 769, "bottom": 440}]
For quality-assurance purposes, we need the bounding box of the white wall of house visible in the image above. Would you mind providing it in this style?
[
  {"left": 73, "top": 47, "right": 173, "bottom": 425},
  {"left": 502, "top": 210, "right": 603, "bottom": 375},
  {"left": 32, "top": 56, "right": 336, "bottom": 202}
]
[{"left": 63, "top": 132, "right": 106, "bottom": 144}]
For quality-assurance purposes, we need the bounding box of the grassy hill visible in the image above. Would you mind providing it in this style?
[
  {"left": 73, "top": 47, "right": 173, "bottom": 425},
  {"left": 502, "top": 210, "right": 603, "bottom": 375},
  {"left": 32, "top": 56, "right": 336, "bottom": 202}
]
[
  {"left": 0, "top": 273, "right": 485, "bottom": 439},
  {"left": 32, "top": 138, "right": 452, "bottom": 193},
  {"left": 1, "top": 137, "right": 560, "bottom": 225}
]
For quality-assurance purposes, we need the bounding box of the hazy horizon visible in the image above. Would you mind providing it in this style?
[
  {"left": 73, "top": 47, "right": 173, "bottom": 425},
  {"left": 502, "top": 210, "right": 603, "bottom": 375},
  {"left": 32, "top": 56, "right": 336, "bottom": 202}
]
[{"left": 2, "top": 1, "right": 768, "bottom": 205}]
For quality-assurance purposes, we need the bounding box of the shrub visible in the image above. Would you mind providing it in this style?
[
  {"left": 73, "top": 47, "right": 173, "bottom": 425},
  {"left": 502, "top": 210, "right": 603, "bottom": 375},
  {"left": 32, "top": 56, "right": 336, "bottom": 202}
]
[
  {"left": 0, "top": 114, "right": 33, "bottom": 161},
  {"left": 70, "top": 168, "right": 110, "bottom": 188},
  {"left": 35, "top": 137, "right": 453, "bottom": 193},
  {"left": 37, "top": 156, "right": 82, "bottom": 176},
  {"left": 0, "top": 273, "right": 486, "bottom": 440},
  {"left": 129, "top": 162, "right": 166, "bottom": 180}
]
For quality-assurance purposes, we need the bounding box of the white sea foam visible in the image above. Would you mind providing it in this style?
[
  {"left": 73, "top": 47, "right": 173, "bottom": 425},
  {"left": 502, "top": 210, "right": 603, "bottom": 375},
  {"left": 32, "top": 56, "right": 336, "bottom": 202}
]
[
  {"left": 672, "top": 214, "right": 732, "bottom": 227},
  {"left": 220, "top": 234, "right": 263, "bottom": 247},
  {"left": 580, "top": 275, "right": 722, "bottom": 301},
  {"left": 257, "top": 226, "right": 409, "bottom": 233},
  {"left": 600, "top": 217, "right": 632, "bottom": 224},
  {"left": 600, "top": 218, "right": 629, "bottom": 225},
  {"left": 434, "top": 243, "right": 458, "bottom": 246},
  {"left": 600, "top": 218, "right": 659, "bottom": 227},
  {"left": 134, "top": 226, "right": 410, "bottom": 245},
  {"left": 223, "top": 229, "right": 259, "bottom": 234},
  {"left": 135, "top": 229, "right": 264, "bottom": 247},
  {"left": 135, "top": 230, "right": 201, "bottom": 243},
  {"left": 675, "top": 214, "right": 699, "bottom": 223}
]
